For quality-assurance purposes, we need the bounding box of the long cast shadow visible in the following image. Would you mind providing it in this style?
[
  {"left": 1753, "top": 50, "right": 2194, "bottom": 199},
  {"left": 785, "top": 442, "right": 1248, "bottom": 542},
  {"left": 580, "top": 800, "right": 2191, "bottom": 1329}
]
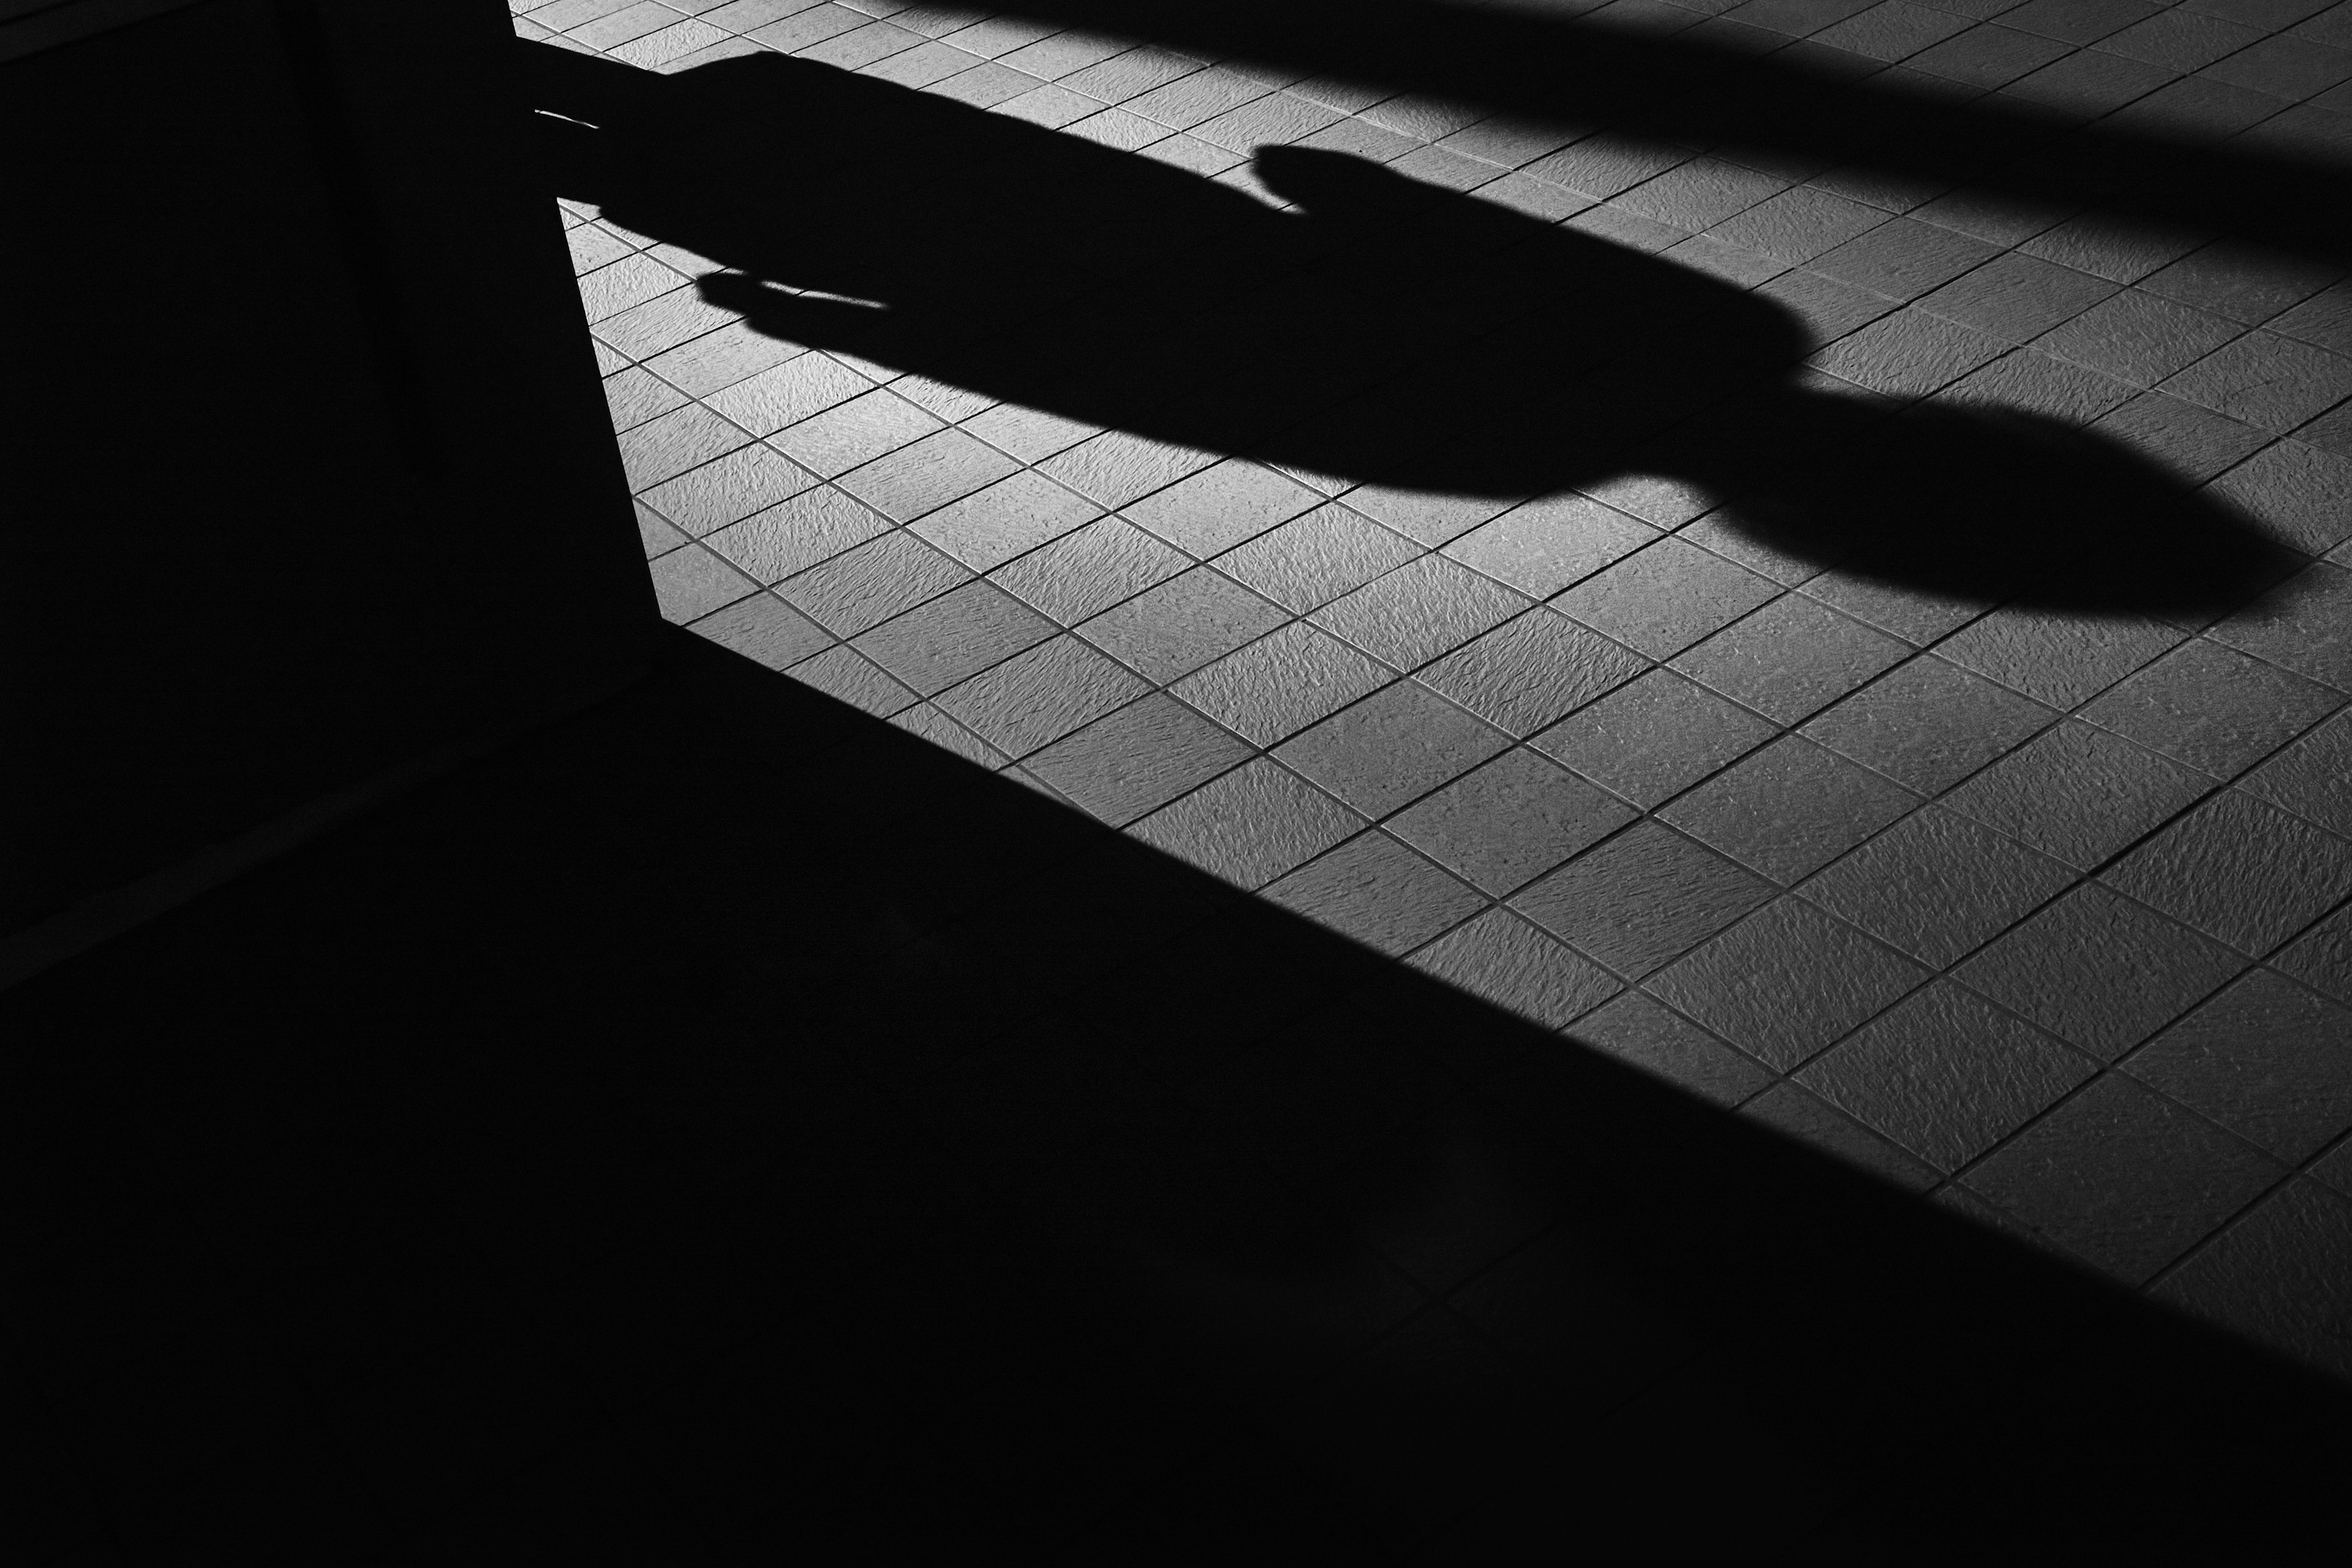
[
  {"left": 530, "top": 46, "right": 2280, "bottom": 619},
  {"left": 998, "top": 0, "right": 2352, "bottom": 266},
  {"left": 1, "top": 631, "right": 2343, "bottom": 1562}
]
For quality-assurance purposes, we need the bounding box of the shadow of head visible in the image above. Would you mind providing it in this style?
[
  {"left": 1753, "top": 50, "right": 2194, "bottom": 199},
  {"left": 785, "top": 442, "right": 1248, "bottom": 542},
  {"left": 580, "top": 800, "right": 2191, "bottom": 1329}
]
[{"left": 529, "top": 44, "right": 2283, "bottom": 620}]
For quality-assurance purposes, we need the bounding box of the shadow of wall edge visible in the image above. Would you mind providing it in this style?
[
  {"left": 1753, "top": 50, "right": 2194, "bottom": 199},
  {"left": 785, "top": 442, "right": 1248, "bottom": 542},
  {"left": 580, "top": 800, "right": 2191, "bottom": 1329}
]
[{"left": 0, "top": 0, "right": 662, "bottom": 982}]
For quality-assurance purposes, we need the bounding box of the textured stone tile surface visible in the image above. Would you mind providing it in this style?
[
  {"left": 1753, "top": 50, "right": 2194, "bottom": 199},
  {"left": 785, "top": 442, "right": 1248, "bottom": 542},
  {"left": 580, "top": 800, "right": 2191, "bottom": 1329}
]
[{"left": 548, "top": 0, "right": 2352, "bottom": 1382}]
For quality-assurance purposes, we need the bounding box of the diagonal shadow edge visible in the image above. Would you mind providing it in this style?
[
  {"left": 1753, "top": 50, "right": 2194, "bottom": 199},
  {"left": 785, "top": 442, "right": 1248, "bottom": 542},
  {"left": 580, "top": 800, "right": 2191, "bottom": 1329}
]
[
  {"left": 3, "top": 628, "right": 2345, "bottom": 1560},
  {"left": 990, "top": 0, "right": 2352, "bottom": 265}
]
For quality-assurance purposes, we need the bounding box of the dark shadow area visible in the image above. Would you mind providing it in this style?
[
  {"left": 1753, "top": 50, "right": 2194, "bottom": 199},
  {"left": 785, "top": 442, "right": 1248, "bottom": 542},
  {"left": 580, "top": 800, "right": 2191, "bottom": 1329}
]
[
  {"left": 5, "top": 630, "right": 2345, "bottom": 1562},
  {"left": 529, "top": 47, "right": 2285, "bottom": 619},
  {"left": 998, "top": 0, "right": 2352, "bottom": 266}
]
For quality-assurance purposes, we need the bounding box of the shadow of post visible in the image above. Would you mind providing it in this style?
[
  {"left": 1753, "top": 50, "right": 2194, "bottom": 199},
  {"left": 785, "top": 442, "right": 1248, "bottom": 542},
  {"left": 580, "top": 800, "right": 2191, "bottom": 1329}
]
[{"left": 2, "top": 631, "right": 2343, "bottom": 1561}]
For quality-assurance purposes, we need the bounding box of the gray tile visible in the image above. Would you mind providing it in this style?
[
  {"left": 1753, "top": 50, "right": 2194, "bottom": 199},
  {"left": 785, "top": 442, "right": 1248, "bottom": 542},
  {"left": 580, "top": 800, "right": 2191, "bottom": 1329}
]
[
  {"left": 837, "top": 428, "right": 1023, "bottom": 523},
  {"left": 1213, "top": 505, "right": 1423, "bottom": 614},
  {"left": 1646, "top": 897, "right": 1931, "bottom": 1069},
  {"left": 988, "top": 518, "right": 1189, "bottom": 626},
  {"left": 617, "top": 404, "right": 750, "bottom": 490},
  {"left": 1036, "top": 431, "right": 1216, "bottom": 509},
  {"left": 1934, "top": 607, "right": 2186, "bottom": 709},
  {"left": 1657, "top": 735, "right": 1922, "bottom": 884},
  {"left": 703, "top": 352, "right": 876, "bottom": 436},
  {"left": 782, "top": 644, "right": 919, "bottom": 718},
  {"left": 767, "top": 390, "right": 944, "bottom": 479},
  {"left": 1264, "top": 832, "right": 1487, "bottom": 956},
  {"left": 2272, "top": 903, "right": 2352, "bottom": 1005},
  {"left": 2101, "top": 791, "right": 2352, "bottom": 956},
  {"left": 1416, "top": 610, "right": 1653, "bottom": 739},
  {"left": 1510, "top": 821, "right": 1776, "bottom": 978},
  {"left": 2128, "top": 971, "right": 2352, "bottom": 1164},
  {"left": 703, "top": 488, "right": 894, "bottom": 584},
  {"left": 1077, "top": 567, "right": 1290, "bottom": 683},
  {"left": 2210, "top": 561, "right": 2352, "bottom": 690},
  {"left": 1740, "top": 1082, "right": 1940, "bottom": 1192},
  {"left": 777, "top": 531, "right": 973, "bottom": 638},
  {"left": 639, "top": 443, "right": 816, "bottom": 535},
  {"left": 2154, "top": 1178, "right": 2352, "bottom": 1383},
  {"left": 1441, "top": 495, "right": 1659, "bottom": 598},
  {"left": 909, "top": 471, "right": 1100, "bottom": 571},
  {"left": 1129, "top": 758, "right": 1365, "bottom": 889},
  {"left": 1798, "top": 982, "right": 2094, "bottom": 1170},
  {"left": 649, "top": 543, "right": 760, "bottom": 624},
  {"left": 1568, "top": 993, "right": 1773, "bottom": 1108},
  {"left": 1023, "top": 693, "right": 1253, "bottom": 825},
  {"left": 1408, "top": 910, "right": 1623, "bottom": 1030},
  {"left": 1550, "top": 537, "right": 1782, "bottom": 658},
  {"left": 1170, "top": 624, "right": 1392, "bottom": 747},
  {"left": 1670, "top": 595, "right": 1912, "bottom": 724},
  {"left": 1387, "top": 749, "right": 1638, "bottom": 897},
  {"left": 852, "top": 580, "right": 1055, "bottom": 696},
  {"left": 1800, "top": 805, "right": 2079, "bottom": 967},
  {"left": 932, "top": 635, "right": 1151, "bottom": 756},
  {"left": 1120, "top": 459, "right": 1323, "bottom": 556},
  {"left": 685, "top": 593, "right": 832, "bottom": 671},
  {"left": 1939, "top": 720, "right": 2216, "bottom": 869},
  {"left": 1341, "top": 486, "right": 1519, "bottom": 547},
  {"left": 1963, "top": 1074, "right": 2285, "bottom": 1284},
  {"left": 2079, "top": 636, "right": 2345, "bottom": 777},
  {"left": 1310, "top": 556, "right": 1531, "bottom": 672},
  {"left": 2207, "top": 440, "right": 2352, "bottom": 556},
  {"left": 2035, "top": 288, "right": 2247, "bottom": 384},
  {"left": 1273, "top": 683, "right": 1513, "bottom": 820},
  {"left": 1954, "top": 883, "right": 2248, "bottom": 1058},
  {"left": 1532, "top": 671, "right": 1780, "bottom": 807}
]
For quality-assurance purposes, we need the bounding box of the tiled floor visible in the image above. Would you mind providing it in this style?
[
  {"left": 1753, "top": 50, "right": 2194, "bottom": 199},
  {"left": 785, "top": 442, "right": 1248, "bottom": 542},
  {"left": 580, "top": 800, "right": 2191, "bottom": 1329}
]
[{"left": 520, "top": 0, "right": 2352, "bottom": 1374}]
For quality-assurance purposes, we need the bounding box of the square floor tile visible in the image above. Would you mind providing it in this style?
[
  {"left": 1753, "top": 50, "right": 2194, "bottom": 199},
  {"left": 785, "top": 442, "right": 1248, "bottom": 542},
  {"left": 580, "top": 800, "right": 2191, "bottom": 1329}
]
[
  {"left": 836, "top": 427, "right": 1022, "bottom": 522},
  {"left": 1916, "top": 251, "right": 2119, "bottom": 342},
  {"left": 2100, "top": 790, "right": 2352, "bottom": 956},
  {"left": 1531, "top": 670, "right": 1779, "bottom": 809},
  {"left": 1800, "top": 654, "right": 2054, "bottom": 793},
  {"left": 2272, "top": 903, "right": 2352, "bottom": 1006},
  {"left": 1264, "top": 833, "right": 1487, "bottom": 956},
  {"left": 638, "top": 443, "right": 815, "bottom": 535},
  {"left": 1800, "top": 805, "right": 2079, "bottom": 968},
  {"left": 617, "top": 404, "right": 750, "bottom": 490},
  {"left": 1933, "top": 606, "right": 2186, "bottom": 709},
  {"left": 2127, "top": 970, "right": 2352, "bottom": 1164},
  {"left": 1741, "top": 1082, "right": 1942, "bottom": 1193},
  {"left": 703, "top": 352, "right": 876, "bottom": 436},
  {"left": 1509, "top": 821, "right": 1776, "bottom": 978},
  {"left": 2161, "top": 330, "right": 2352, "bottom": 434},
  {"left": 701, "top": 488, "right": 894, "bottom": 584},
  {"left": 852, "top": 580, "right": 1054, "bottom": 695},
  {"left": 1022, "top": 693, "right": 1254, "bottom": 825},
  {"left": 1416, "top": 609, "right": 1653, "bottom": 738},
  {"left": 648, "top": 543, "right": 760, "bottom": 624},
  {"left": 1669, "top": 595, "right": 1912, "bottom": 724},
  {"left": 1441, "top": 495, "right": 1659, "bottom": 598},
  {"left": 1953, "top": 883, "right": 2248, "bottom": 1059},
  {"left": 2240, "top": 708, "right": 2352, "bottom": 836},
  {"left": 909, "top": 470, "right": 1101, "bottom": 571},
  {"left": 1797, "top": 982, "right": 2094, "bottom": 1172},
  {"left": 932, "top": 634, "right": 1152, "bottom": 757},
  {"left": 1386, "top": 749, "right": 1638, "bottom": 897},
  {"left": 2207, "top": 440, "right": 2352, "bottom": 556},
  {"left": 1213, "top": 505, "right": 1423, "bottom": 614},
  {"left": 1550, "top": 537, "right": 1784, "bottom": 660},
  {"left": 783, "top": 643, "right": 920, "bottom": 718},
  {"left": 2209, "top": 561, "right": 2352, "bottom": 691},
  {"left": 2034, "top": 289, "right": 2245, "bottom": 385},
  {"left": 1170, "top": 624, "right": 1392, "bottom": 747},
  {"left": 1077, "top": 567, "right": 1291, "bottom": 683},
  {"left": 1567, "top": 993, "right": 1773, "bottom": 1108},
  {"left": 988, "top": 518, "right": 1189, "bottom": 626},
  {"left": 1129, "top": 758, "right": 1365, "bottom": 889},
  {"left": 1407, "top": 910, "right": 1623, "bottom": 1031},
  {"left": 1962, "top": 1074, "right": 2284, "bottom": 1284},
  {"left": 1273, "top": 682, "right": 1513, "bottom": 820},
  {"left": 1656, "top": 735, "right": 1921, "bottom": 884},
  {"left": 1646, "top": 896, "right": 1930, "bottom": 1070},
  {"left": 1311, "top": 556, "right": 1531, "bottom": 671},
  {"left": 685, "top": 592, "right": 832, "bottom": 671},
  {"left": 1120, "top": 459, "right": 1325, "bottom": 557},
  {"left": 1038, "top": 431, "right": 1217, "bottom": 509},
  {"left": 1939, "top": 720, "right": 2215, "bottom": 869},
  {"left": 2078, "top": 636, "right": 2345, "bottom": 778},
  {"left": 1340, "top": 486, "right": 1521, "bottom": 548},
  {"left": 775, "top": 530, "right": 973, "bottom": 636}
]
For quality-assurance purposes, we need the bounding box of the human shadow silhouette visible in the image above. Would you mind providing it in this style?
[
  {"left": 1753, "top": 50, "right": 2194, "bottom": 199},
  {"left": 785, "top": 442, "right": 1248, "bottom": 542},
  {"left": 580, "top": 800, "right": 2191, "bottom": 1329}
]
[{"left": 529, "top": 45, "right": 2283, "bottom": 619}]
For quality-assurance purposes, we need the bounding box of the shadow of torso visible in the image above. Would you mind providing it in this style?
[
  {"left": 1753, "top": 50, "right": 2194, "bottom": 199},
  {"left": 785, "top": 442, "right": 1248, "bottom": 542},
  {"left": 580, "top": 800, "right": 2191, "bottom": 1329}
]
[{"left": 535, "top": 48, "right": 2280, "bottom": 617}]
